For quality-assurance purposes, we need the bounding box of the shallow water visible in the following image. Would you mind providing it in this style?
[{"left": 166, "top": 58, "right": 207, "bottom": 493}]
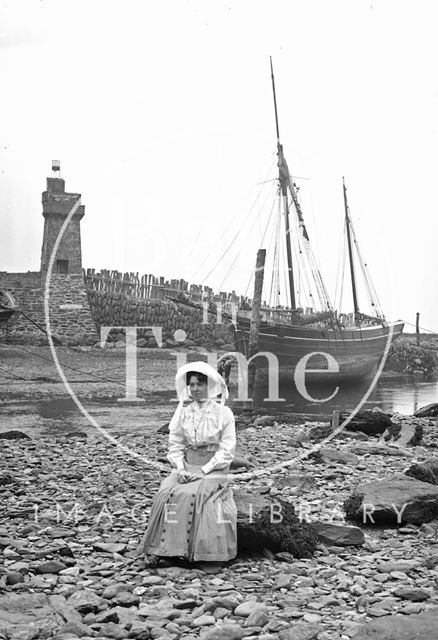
[
  {"left": 1, "top": 374, "right": 436, "bottom": 437},
  {"left": 251, "top": 374, "right": 438, "bottom": 418}
]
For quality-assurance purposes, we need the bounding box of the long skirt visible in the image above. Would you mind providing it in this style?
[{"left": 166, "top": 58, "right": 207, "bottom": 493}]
[{"left": 136, "top": 448, "right": 237, "bottom": 562}]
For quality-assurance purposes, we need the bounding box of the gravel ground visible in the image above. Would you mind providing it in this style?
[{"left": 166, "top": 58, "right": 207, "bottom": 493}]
[{"left": 1, "top": 344, "right": 438, "bottom": 639}]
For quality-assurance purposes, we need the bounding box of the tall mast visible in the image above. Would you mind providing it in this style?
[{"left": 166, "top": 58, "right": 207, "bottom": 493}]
[
  {"left": 270, "top": 57, "right": 296, "bottom": 309},
  {"left": 343, "top": 177, "right": 359, "bottom": 317}
]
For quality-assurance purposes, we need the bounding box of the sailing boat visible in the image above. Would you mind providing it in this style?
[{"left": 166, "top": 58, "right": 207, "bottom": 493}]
[{"left": 231, "top": 60, "right": 404, "bottom": 382}]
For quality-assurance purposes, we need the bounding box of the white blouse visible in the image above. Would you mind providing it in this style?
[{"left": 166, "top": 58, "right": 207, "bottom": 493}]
[{"left": 167, "top": 399, "right": 236, "bottom": 475}]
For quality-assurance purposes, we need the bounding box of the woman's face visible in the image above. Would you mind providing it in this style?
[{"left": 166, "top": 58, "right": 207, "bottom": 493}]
[{"left": 189, "top": 374, "right": 208, "bottom": 401}]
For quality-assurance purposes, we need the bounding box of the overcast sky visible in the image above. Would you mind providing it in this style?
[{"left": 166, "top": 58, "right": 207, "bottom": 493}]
[{"left": 1, "top": 0, "right": 437, "bottom": 331}]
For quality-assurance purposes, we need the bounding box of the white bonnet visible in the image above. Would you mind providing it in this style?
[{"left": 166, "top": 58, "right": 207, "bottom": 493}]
[{"left": 175, "top": 361, "right": 229, "bottom": 401}]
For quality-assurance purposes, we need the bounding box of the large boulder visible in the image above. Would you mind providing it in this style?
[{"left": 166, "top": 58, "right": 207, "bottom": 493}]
[
  {"left": 234, "top": 489, "right": 317, "bottom": 558},
  {"left": 0, "top": 593, "right": 61, "bottom": 638},
  {"left": 406, "top": 459, "right": 438, "bottom": 485},
  {"left": 344, "top": 475, "right": 438, "bottom": 525},
  {"left": 415, "top": 402, "right": 438, "bottom": 418},
  {"left": 309, "top": 522, "right": 365, "bottom": 546},
  {"left": 352, "top": 610, "right": 438, "bottom": 639},
  {"left": 0, "top": 431, "right": 31, "bottom": 440},
  {"left": 341, "top": 410, "right": 393, "bottom": 436},
  {"left": 380, "top": 420, "right": 423, "bottom": 447}
]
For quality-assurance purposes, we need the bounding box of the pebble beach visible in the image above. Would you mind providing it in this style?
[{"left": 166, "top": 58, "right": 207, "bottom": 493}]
[{"left": 1, "top": 345, "right": 438, "bottom": 640}]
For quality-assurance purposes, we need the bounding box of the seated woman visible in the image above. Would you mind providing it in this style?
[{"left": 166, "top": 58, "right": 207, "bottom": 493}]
[{"left": 136, "top": 361, "right": 237, "bottom": 565}]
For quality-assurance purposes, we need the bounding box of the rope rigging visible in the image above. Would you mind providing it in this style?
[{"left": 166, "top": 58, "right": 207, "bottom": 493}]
[
  {"left": 283, "top": 169, "right": 333, "bottom": 312},
  {"left": 347, "top": 211, "right": 385, "bottom": 319},
  {"left": 334, "top": 218, "right": 347, "bottom": 312},
  {"left": 217, "top": 180, "right": 277, "bottom": 293},
  {"left": 268, "top": 190, "right": 282, "bottom": 308},
  {"left": 190, "top": 155, "right": 276, "bottom": 286}
]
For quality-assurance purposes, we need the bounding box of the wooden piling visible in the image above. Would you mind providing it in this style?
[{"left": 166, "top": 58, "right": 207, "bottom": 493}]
[{"left": 248, "top": 249, "right": 266, "bottom": 398}]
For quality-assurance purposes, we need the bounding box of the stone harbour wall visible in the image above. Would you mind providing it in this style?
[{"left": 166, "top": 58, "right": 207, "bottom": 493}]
[
  {"left": 86, "top": 289, "right": 236, "bottom": 350},
  {"left": 0, "top": 271, "right": 42, "bottom": 288},
  {"left": 0, "top": 274, "right": 98, "bottom": 345},
  {"left": 0, "top": 286, "right": 45, "bottom": 341}
]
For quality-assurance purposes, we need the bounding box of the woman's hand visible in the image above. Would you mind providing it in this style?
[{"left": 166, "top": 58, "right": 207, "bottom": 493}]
[{"left": 177, "top": 470, "right": 204, "bottom": 483}]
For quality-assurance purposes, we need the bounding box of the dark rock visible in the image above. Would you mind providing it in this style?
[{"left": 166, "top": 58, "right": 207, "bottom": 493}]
[
  {"left": 381, "top": 422, "right": 423, "bottom": 447},
  {"left": 341, "top": 410, "right": 393, "bottom": 436},
  {"left": 310, "top": 521, "right": 365, "bottom": 546},
  {"left": 392, "top": 587, "right": 430, "bottom": 601},
  {"left": 0, "top": 431, "right": 31, "bottom": 440},
  {"left": 5, "top": 572, "right": 24, "bottom": 585},
  {"left": 93, "top": 542, "right": 127, "bottom": 554},
  {"left": 415, "top": 402, "right": 438, "bottom": 418},
  {"left": 352, "top": 610, "right": 438, "bottom": 639},
  {"left": 344, "top": 475, "right": 438, "bottom": 525},
  {"left": 406, "top": 459, "right": 438, "bottom": 485},
  {"left": 174, "top": 599, "right": 198, "bottom": 609},
  {"left": 36, "top": 560, "right": 67, "bottom": 574},
  {"left": 58, "top": 546, "right": 75, "bottom": 558},
  {"left": 234, "top": 489, "right": 317, "bottom": 558}
]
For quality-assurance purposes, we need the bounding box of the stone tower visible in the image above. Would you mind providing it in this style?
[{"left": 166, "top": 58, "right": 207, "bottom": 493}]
[
  {"left": 0, "top": 168, "right": 97, "bottom": 344},
  {"left": 39, "top": 170, "right": 98, "bottom": 344},
  {"left": 40, "top": 176, "right": 85, "bottom": 275}
]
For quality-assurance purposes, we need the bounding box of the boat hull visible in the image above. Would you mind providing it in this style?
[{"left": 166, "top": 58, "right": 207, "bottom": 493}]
[{"left": 234, "top": 321, "right": 404, "bottom": 383}]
